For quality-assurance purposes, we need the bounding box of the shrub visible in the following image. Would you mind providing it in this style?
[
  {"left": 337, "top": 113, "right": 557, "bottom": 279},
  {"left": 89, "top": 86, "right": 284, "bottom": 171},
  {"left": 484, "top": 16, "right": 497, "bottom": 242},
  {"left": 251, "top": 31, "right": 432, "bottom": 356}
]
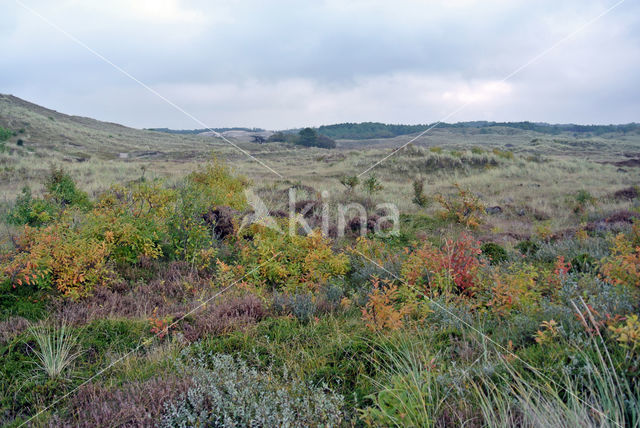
[
  {"left": 481, "top": 242, "right": 508, "bottom": 264},
  {"left": 363, "top": 174, "right": 383, "bottom": 196},
  {"left": 234, "top": 225, "right": 349, "bottom": 292},
  {"left": 361, "top": 278, "right": 412, "bottom": 331},
  {"left": 609, "top": 314, "right": 640, "bottom": 354},
  {"left": 600, "top": 222, "right": 640, "bottom": 288},
  {"left": 412, "top": 177, "right": 430, "bottom": 208},
  {"left": 482, "top": 263, "right": 541, "bottom": 317},
  {"left": 570, "top": 253, "right": 598, "bottom": 273},
  {"left": 434, "top": 184, "right": 485, "bottom": 228},
  {"left": 0, "top": 126, "right": 12, "bottom": 142},
  {"left": 2, "top": 222, "right": 112, "bottom": 298},
  {"left": 516, "top": 239, "right": 540, "bottom": 256},
  {"left": 5, "top": 186, "right": 57, "bottom": 227},
  {"left": 90, "top": 180, "right": 175, "bottom": 264},
  {"left": 160, "top": 354, "right": 344, "bottom": 427},
  {"left": 339, "top": 175, "right": 359, "bottom": 192},
  {"left": 401, "top": 234, "right": 483, "bottom": 296},
  {"left": 45, "top": 167, "right": 91, "bottom": 209},
  {"left": 492, "top": 148, "right": 514, "bottom": 159}
]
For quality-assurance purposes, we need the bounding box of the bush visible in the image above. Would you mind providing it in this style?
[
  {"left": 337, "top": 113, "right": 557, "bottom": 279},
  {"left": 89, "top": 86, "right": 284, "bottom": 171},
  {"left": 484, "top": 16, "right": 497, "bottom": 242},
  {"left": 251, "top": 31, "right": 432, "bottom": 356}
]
[
  {"left": 600, "top": 222, "right": 640, "bottom": 288},
  {"left": 570, "top": 253, "right": 598, "bottom": 273},
  {"left": 412, "top": 177, "right": 430, "bottom": 208},
  {"left": 401, "top": 234, "right": 483, "bottom": 296},
  {"left": 2, "top": 221, "right": 112, "bottom": 298},
  {"left": 160, "top": 354, "right": 344, "bottom": 427},
  {"left": 363, "top": 174, "right": 383, "bottom": 196},
  {"left": 6, "top": 186, "right": 57, "bottom": 227},
  {"left": 516, "top": 239, "right": 540, "bottom": 256},
  {"left": 233, "top": 225, "right": 349, "bottom": 292},
  {"left": 434, "top": 184, "right": 485, "bottom": 228},
  {"left": 45, "top": 167, "right": 91, "bottom": 209},
  {"left": 0, "top": 126, "right": 12, "bottom": 142},
  {"left": 481, "top": 242, "right": 508, "bottom": 264}
]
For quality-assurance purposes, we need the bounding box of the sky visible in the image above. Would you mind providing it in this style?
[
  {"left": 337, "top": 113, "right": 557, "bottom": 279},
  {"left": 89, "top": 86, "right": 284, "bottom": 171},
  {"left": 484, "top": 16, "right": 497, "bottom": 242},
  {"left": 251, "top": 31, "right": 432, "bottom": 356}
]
[{"left": 1, "top": 0, "right": 639, "bottom": 129}]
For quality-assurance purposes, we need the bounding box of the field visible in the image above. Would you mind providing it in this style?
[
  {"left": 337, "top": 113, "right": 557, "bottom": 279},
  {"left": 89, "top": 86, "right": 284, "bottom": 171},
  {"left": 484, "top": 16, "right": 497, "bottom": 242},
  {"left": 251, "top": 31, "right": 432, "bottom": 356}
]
[{"left": 1, "top": 94, "right": 640, "bottom": 427}]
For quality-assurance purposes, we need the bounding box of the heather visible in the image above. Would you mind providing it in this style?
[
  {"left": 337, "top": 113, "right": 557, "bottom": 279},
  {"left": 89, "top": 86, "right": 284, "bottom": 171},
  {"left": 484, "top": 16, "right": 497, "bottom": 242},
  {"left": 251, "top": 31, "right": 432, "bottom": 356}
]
[{"left": 0, "top": 154, "right": 639, "bottom": 427}]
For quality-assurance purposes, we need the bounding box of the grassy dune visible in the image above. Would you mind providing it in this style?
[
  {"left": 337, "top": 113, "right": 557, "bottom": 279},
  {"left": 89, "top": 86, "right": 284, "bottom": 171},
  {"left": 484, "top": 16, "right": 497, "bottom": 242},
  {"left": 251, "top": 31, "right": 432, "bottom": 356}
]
[{"left": 1, "top": 96, "right": 639, "bottom": 426}]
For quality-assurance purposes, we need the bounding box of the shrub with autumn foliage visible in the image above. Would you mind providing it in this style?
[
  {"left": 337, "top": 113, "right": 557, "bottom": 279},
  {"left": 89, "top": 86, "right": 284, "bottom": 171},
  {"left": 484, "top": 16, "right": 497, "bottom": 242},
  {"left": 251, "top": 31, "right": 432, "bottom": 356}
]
[
  {"left": 2, "top": 220, "right": 111, "bottom": 298},
  {"left": 400, "top": 234, "right": 483, "bottom": 296},
  {"left": 601, "top": 222, "right": 640, "bottom": 288},
  {"left": 361, "top": 278, "right": 413, "bottom": 332},
  {"left": 0, "top": 159, "right": 249, "bottom": 299},
  {"left": 434, "top": 184, "right": 485, "bottom": 228},
  {"left": 230, "top": 224, "right": 349, "bottom": 292}
]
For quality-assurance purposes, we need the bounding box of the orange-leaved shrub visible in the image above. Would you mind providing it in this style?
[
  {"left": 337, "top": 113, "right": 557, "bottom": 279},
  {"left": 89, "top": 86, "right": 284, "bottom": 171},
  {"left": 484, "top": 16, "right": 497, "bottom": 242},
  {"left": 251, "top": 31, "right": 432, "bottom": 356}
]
[
  {"left": 601, "top": 222, "right": 640, "bottom": 288},
  {"left": 362, "top": 278, "right": 412, "bottom": 332},
  {"left": 400, "top": 234, "right": 483, "bottom": 296},
  {"left": 2, "top": 221, "right": 111, "bottom": 298}
]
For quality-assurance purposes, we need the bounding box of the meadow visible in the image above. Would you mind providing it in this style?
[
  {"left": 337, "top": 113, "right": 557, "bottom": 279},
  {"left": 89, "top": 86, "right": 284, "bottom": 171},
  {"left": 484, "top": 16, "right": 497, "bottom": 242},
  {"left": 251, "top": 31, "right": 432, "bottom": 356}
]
[{"left": 1, "top": 94, "right": 640, "bottom": 426}]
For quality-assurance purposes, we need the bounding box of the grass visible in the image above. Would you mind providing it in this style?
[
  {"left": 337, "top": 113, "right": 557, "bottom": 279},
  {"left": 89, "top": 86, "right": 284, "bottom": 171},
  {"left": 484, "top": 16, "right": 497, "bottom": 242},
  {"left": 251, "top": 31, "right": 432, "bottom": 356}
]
[
  {"left": 27, "top": 322, "right": 82, "bottom": 379},
  {"left": 0, "top": 95, "right": 639, "bottom": 426}
]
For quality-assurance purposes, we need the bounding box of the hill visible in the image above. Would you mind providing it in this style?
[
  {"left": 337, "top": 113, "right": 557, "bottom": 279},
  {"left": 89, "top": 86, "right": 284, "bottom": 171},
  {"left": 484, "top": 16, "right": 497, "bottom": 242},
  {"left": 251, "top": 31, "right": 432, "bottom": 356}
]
[
  {"left": 0, "top": 94, "right": 223, "bottom": 161},
  {"left": 318, "top": 121, "right": 640, "bottom": 140}
]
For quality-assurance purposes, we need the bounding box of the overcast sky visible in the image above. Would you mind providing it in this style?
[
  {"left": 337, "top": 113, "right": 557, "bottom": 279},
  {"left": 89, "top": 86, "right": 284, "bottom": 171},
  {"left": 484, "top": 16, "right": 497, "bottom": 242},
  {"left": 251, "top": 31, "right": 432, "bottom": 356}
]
[{"left": 2, "top": 0, "right": 639, "bottom": 129}]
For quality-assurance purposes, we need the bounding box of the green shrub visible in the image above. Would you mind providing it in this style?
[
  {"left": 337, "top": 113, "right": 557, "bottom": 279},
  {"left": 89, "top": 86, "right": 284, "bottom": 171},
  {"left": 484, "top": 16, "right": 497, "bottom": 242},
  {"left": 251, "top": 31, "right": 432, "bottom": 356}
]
[
  {"left": 0, "top": 126, "right": 12, "bottom": 142},
  {"left": 6, "top": 186, "right": 57, "bottom": 227},
  {"left": 516, "top": 239, "right": 540, "bottom": 256},
  {"left": 160, "top": 353, "right": 344, "bottom": 427},
  {"left": 570, "top": 253, "right": 598, "bottom": 273},
  {"left": 481, "top": 242, "right": 508, "bottom": 264},
  {"left": 45, "top": 167, "right": 91, "bottom": 209}
]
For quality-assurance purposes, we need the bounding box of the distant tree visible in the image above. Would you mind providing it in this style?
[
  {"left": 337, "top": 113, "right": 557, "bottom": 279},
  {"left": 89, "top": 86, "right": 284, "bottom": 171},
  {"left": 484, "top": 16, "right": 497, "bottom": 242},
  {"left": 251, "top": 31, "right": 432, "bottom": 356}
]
[
  {"left": 251, "top": 135, "right": 266, "bottom": 144},
  {"left": 298, "top": 128, "right": 318, "bottom": 147}
]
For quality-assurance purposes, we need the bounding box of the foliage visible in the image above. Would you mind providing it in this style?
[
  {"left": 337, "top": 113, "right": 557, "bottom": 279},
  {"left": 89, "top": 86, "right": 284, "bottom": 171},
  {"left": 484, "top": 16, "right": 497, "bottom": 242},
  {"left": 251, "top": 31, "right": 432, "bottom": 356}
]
[
  {"left": 401, "top": 234, "right": 483, "bottom": 296},
  {"left": 339, "top": 175, "right": 359, "bottom": 192},
  {"left": 0, "top": 126, "right": 13, "bottom": 142},
  {"left": 5, "top": 186, "right": 57, "bottom": 227},
  {"left": 492, "top": 148, "right": 514, "bottom": 159},
  {"left": 434, "top": 184, "right": 485, "bottom": 228},
  {"left": 411, "top": 177, "right": 430, "bottom": 208},
  {"left": 481, "top": 263, "right": 541, "bottom": 317},
  {"left": 361, "top": 278, "right": 412, "bottom": 332},
  {"left": 295, "top": 127, "right": 337, "bottom": 148},
  {"left": 45, "top": 167, "right": 91, "bottom": 209},
  {"left": 2, "top": 221, "right": 112, "bottom": 298},
  {"left": 516, "top": 239, "right": 540, "bottom": 256},
  {"left": 235, "top": 225, "right": 349, "bottom": 292},
  {"left": 534, "top": 319, "right": 561, "bottom": 345},
  {"left": 609, "top": 315, "right": 640, "bottom": 353},
  {"left": 160, "top": 353, "right": 344, "bottom": 427},
  {"left": 6, "top": 169, "right": 90, "bottom": 227},
  {"left": 600, "top": 222, "right": 640, "bottom": 288},
  {"left": 481, "top": 242, "right": 508, "bottom": 264},
  {"left": 90, "top": 180, "right": 175, "bottom": 264},
  {"left": 363, "top": 174, "right": 383, "bottom": 196}
]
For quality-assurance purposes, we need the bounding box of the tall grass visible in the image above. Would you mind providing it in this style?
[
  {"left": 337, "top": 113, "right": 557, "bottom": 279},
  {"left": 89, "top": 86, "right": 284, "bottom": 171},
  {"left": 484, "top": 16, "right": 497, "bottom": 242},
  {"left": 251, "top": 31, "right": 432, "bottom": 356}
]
[
  {"left": 469, "top": 303, "right": 640, "bottom": 428},
  {"left": 362, "top": 333, "right": 453, "bottom": 427},
  {"left": 28, "top": 322, "right": 82, "bottom": 379}
]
